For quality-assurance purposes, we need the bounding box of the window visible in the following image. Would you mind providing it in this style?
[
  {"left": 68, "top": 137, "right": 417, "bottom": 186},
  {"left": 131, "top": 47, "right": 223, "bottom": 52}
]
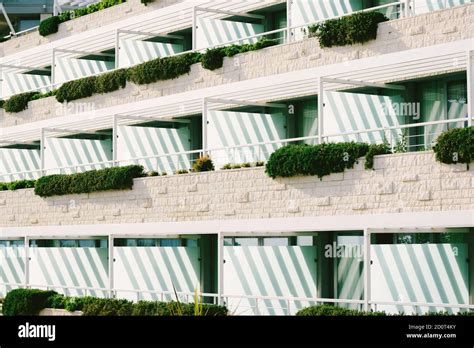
[
  {"left": 263, "top": 237, "right": 289, "bottom": 246},
  {"left": 159, "top": 239, "right": 181, "bottom": 247}
]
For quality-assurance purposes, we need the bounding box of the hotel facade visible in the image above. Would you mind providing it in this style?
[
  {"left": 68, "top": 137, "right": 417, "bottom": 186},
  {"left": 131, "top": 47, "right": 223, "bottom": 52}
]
[{"left": 0, "top": 0, "right": 473, "bottom": 315}]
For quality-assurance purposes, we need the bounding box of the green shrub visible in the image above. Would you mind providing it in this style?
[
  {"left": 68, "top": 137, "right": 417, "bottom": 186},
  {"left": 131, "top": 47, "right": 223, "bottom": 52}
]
[
  {"left": 95, "top": 69, "right": 128, "bottom": 94},
  {"left": 433, "top": 126, "right": 473, "bottom": 166},
  {"left": 296, "top": 304, "right": 387, "bottom": 316},
  {"left": 0, "top": 183, "right": 8, "bottom": 191},
  {"left": 221, "top": 163, "right": 232, "bottom": 170},
  {"left": 193, "top": 155, "right": 215, "bottom": 172},
  {"left": 201, "top": 48, "right": 226, "bottom": 71},
  {"left": 201, "top": 38, "right": 279, "bottom": 71},
  {"left": 0, "top": 99, "right": 5, "bottom": 108},
  {"left": 265, "top": 142, "right": 393, "bottom": 178},
  {"left": 174, "top": 169, "right": 189, "bottom": 175},
  {"left": 39, "top": 16, "right": 61, "bottom": 37},
  {"left": 3, "top": 289, "right": 58, "bottom": 316},
  {"left": 265, "top": 142, "right": 370, "bottom": 179},
  {"left": 6, "top": 180, "right": 36, "bottom": 190},
  {"left": 34, "top": 165, "right": 144, "bottom": 197},
  {"left": 309, "top": 11, "right": 387, "bottom": 48},
  {"left": 365, "top": 142, "right": 391, "bottom": 169},
  {"left": 147, "top": 171, "right": 159, "bottom": 177},
  {"left": 41, "top": 1, "right": 124, "bottom": 37},
  {"left": 127, "top": 52, "right": 201, "bottom": 85},
  {"left": 255, "top": 161, "right": 265, "bottom": 167},
  {"left": 3, "top": 92, "right": 37, "bottom": 113},
  {"left": 48, "top": 293, "right": 66, "bottom": 309},
  {"left": 55, "top": 76, "right": 97, "bottom": 103}
]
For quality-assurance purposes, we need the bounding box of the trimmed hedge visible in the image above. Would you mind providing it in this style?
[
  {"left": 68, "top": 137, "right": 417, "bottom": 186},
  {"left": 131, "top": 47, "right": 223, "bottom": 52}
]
[
  {"left": 3, "top": 289, "right": 228, "bottom": 316},
  {"left": 38, "top": 16, "right": 61, "bottom": 36},
  {"left": 3, "top": 289, "right": 57, "bottom": 316},
  {"left": 433, "top": 126, "right": 473, "bottom": 166},
  {"left": 201, "top": 38, "right": 280, "bottom": 70},
  {"left": 127, "top": 52, "right": 201, "bottom": 85},
  {"left": 39, "top": 1, "right": 124, "bottom": 37},
  {"left": 4, "top": 40, "right": 278, "bottom": 109},
  {"left": 0, "top": 180, "right": 36, "bottom": 191},
  {"left": 55, "top": 76, "right": 97, "bottom": 103},
  {"left": 296, "top": 304, "right": 387, "bottom": 316},
  {"left": 265, "top": 142, "right": 388, "bottom": 179},
  {"left": 201, "top": 48, "right": 227, "bottom": 71},
  {"left": 3, "top": 92, "right": 37, "bottom": 113},
  {"left": 1, "top": 90, "right": 57, "bottom": 113},
  {"left": 34, "top": 165, "right": 144, "bottom": 197},
  {"left": 309, "top": 11, "right": 387, "bottom": 48},
  {"left": 95, "top": 68, "right": 128, "bottom": 94}
]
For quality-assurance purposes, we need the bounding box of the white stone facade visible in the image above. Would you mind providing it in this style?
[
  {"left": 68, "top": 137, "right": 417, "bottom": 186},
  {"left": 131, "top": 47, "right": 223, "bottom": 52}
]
[{"left": 0, "top": 151, "right": 472, "bottom": 228}]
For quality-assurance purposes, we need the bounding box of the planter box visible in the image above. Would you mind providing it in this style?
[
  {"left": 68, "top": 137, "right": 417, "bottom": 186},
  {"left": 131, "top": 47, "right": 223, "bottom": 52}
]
[{"left": 39, "top": 308, "right": 83, "bottom": 316}]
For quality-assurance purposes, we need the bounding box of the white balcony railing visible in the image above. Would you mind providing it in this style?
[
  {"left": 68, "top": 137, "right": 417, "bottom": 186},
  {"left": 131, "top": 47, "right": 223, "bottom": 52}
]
[
  {"left": 2, "top": 282, "right": 473, "bottom": 315},
  {"left": 3, "top": 0, "right": 472, "bottom": 99},
  {"left": 1, "top": 116, "right": 470, "bottom": 182}
]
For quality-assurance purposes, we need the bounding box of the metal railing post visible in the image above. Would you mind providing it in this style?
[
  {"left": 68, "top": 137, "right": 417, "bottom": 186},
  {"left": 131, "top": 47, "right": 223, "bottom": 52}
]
[
  {"left": 468, "top": 50, "right": 474, "bottom": 127},
  {"left": 363, "top": 228, "right": 371, "bottom": 312},
  {"left": 318, "top": 77, "right": 325, "bottom": 144}
]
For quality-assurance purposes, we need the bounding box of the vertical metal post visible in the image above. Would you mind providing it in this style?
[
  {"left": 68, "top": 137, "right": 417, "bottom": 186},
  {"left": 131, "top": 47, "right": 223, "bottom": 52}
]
[
  {"left": 112, "top": 115, "right": 118, "bottom": 166},
  {"left": 363, "top": 228, "right": 371, "bottom": 312},
  {"left": 467, "top": 50, "right": 474, "bottom": 127},
  {"left": 192, "top": 6, "right": 197, "bottom": 50},
  {"left": 108, "top": 235, "right": 114, "bottom": 298},
  {"left": 51, "top": 48, "right": 56, "bottom": 90},
  {"left": 217, "top": 232, "right": 224, "bottom": 306},
  {"left": 40, "top": 128, "right": 46, "bottom": 177},
  {"left": 318, "top": 77, "right": 324, "bottom": 144},
  {"left": 0, "top": 3, "right": 16, "bottom": 37},
  {"left": 202, "top": 98, "right": 208, "bottom": 154},
  {"left": 24, "top": 236, "right": 30, "bottom": 288},
  {"left": 115, "top": 29, "right": 120, "bottom": 69},
  {"left": 286, "top": 0, "right": 292, "bottom": 43}
]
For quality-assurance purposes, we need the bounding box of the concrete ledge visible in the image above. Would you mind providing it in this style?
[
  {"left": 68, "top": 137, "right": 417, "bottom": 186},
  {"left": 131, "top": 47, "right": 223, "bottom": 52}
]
[
  {"left": 0, "top": 151, "right": 472, "bottom": 227},
  {"left": 39, "top": 308, "right": 83, "bottom": 316}
]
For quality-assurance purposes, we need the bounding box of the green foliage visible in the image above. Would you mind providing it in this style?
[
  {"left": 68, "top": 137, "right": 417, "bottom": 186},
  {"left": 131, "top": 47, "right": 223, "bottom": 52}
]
[
  {"left": 296, "top": 304, "right": 387, "bottom": 316},
  {"left": 265, "top": 142, "right": 372, "bottom": 179},
  {"left": 174, "top": 169, "right": 189, "bottom": 175},
  {"left": 2, "top": 90, "right": 57, "bottom": 113},
  {"left": 433, "top": 126, "right": 473, "bottom": 166},
  {"left": 193, "top": 155, "right": 215, "bottom": 172},
  {"left": 38, "top": 1, "right": 124, "bottom": 36},
  {"left": 95, "top": 69, "right": 128, "bottom": 94},
  {"left": 46, "top": 292, "right": 228, "bottom": 316},
  {"left": 147, "top": 171, "right": 159, "bottom": 177},
  {"left": 34, "top": 165, "right": 144, "bottom": 197},
  {"left": 39, "top": 16, "right": 61, "bottom": 37},
  {"left": 0, "top": 180, "right": 36, "bottom": 191},
  {"left": 6, "top": 180, "right": 36, "bottom": 190},
  {"left": 255, "top": 161, "right": 265, "bottom": 167},
  {"left": 3, "top": 289, "right": 58, "bottom": 316},
  {"left": 364, "top": 142, "right": 391, "bottom": 170},
  {"left": 201, "top": 48, "right": 226, "bottom": 71},
  {"left": 201, "top": 38, "right": 279, "bottom": 70},
  {"left": 141, "top": 0, "right": 154, "bottom": 5},
  {"left": 309, "top": 11, "right": 387, "bottom": 48},
  {"left": 127, "top": 52, "right": 201, "bottom": 85},
  {"left": 55, "top": 76, "right": 97, "bottom": 103},
  {"left": 3, "top": 92, "right": 37, "bottom": 113}
]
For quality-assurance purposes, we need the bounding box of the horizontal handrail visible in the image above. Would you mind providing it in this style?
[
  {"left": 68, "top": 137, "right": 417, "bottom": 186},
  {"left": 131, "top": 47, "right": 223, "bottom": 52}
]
[
  {"left": 3, "top": 282, "right": 473, "bottom": 313},
  {"left": 0, "top": 116, "right": 470, "bottom": 181},
  {"left": 3, "top": 0, "right": 460, "bottom": 100}
]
